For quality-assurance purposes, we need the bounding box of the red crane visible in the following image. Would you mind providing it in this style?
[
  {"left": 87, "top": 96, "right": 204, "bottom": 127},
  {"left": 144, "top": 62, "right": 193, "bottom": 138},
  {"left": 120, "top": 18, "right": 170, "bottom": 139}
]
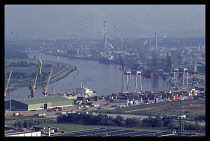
[
  {"left": 166, "top": 52, "right": 174, "bottom": 71},
  {"left": 118, "top": 54, "right": 127, "bottom": 74},
  {"left": 166, "top": 52, "right": 196, "bottom": 74},
  {"left": 118, "top": 54, "right": 151, "bottom": 77}
]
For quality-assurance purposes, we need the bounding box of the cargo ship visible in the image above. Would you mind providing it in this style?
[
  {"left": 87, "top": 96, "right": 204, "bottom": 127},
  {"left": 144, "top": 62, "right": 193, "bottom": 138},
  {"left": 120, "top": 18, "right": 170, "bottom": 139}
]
[
  {"left": 75, "top": 82, "right": 97, "bottom": 98},
  {"left": 60, "top": 82, "right": 97, "bottom": 99}
]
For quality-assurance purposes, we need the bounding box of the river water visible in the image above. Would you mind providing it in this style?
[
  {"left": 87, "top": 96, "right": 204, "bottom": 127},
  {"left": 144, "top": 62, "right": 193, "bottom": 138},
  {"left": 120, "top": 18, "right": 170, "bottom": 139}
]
[{"left": 6, "top": 53, "right": 169, "bottom": 100}]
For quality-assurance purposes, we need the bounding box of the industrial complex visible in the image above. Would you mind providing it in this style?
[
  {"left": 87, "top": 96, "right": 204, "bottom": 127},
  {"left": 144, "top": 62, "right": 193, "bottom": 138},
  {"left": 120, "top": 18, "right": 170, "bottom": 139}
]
[{"left": 5, "top": 17, "right": 205, "bottom": 137}]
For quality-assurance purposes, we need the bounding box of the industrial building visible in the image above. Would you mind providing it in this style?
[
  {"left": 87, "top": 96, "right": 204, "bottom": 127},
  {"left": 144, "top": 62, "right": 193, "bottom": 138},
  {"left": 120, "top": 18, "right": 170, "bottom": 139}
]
[
  {"left": 5, "top": 95, "right": 74, "bottom": 111},
  {"left": 5, "top": 130, "right": 41, "bottom": 137}
]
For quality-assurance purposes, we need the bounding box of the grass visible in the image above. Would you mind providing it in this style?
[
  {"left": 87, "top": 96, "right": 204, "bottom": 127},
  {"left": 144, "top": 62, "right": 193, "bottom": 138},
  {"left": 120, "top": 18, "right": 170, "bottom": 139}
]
[
  {"left": 34, "top": 123, "right": 171, "bottom": 133},
  {"left": 5, "top": 115, "right": 205, "bottom": 135},
  {"left": 100, "top": 99, "right": 205, "bottom": 117},
  {"left": 5, "top": 115, "right": 170, "bottom": 133},
  {"left": 30, "top": 123, "right": 206, "bottom": 135}
]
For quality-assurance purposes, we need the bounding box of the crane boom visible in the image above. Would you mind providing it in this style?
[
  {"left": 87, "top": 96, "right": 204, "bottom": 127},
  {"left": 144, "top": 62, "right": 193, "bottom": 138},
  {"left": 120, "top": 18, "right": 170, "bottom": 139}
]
[
  {"left": 118, "top": 54, "right": 127, "bottom": 73},
  {"left": 166, "top": 52, "right": 173, "bottom": 71},
  {"left": 4, "top": 70, "right": 12, "bottom": 100},
  {"left": 43, "top": 67, "right": 53, "bottom": 96},
  {"left": 29, "top": 58, "right": 42, "bottom": 98}
]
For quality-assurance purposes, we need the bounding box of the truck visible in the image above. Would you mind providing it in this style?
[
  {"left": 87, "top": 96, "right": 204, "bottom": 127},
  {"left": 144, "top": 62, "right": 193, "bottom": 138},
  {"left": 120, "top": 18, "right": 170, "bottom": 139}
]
[{"left": 13, "top": 112, "right": 24, "bottom": 116}]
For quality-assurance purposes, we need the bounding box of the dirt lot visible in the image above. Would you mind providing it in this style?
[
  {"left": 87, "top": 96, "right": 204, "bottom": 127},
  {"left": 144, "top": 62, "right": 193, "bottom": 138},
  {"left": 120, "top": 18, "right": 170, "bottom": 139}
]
[{"left": 98, "top": 99, "right": 205, "bottom": 117}]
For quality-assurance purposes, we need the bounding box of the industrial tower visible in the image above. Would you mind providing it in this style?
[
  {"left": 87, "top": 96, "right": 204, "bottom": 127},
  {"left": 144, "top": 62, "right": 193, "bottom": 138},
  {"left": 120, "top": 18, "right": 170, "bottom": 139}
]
[{"left": 155, "top": 33, "right": 158, "bottom": 53}]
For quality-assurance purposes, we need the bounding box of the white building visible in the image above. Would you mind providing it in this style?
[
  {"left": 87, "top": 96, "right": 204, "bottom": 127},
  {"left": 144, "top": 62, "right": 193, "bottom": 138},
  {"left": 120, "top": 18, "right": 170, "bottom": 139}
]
[{"left": 5, "top": 130, "right": 41, "bottom": 137}]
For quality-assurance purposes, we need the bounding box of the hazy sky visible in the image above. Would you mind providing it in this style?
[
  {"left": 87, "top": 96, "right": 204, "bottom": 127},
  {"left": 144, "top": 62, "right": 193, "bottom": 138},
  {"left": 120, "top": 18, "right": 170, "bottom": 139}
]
[{"left": 5, "top": 5, "right": 205, "bottom": 40}]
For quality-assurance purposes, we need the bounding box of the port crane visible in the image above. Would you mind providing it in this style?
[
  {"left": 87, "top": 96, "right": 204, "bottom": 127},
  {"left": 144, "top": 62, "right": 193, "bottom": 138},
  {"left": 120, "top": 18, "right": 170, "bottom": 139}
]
[
  {"left": 166, "top": 52, "right": 197, "bottom": 88},
  {"left": 118, "top": 54, "right": 143, "bottom": 93},
  {"left": 4, "top": 70, "right": 12, "bottom": 100},
  {"left": 29, "top": 58, "right": 42, "bottom": 98},
  {"left": 166, "top": 52, "right": 174, "bottom": 72},
  {"left": 166, "top": 52, "right": 197, "bottom": 74},
  {"left": 43, "top": 67, "right": 53, "bottom": 96}
]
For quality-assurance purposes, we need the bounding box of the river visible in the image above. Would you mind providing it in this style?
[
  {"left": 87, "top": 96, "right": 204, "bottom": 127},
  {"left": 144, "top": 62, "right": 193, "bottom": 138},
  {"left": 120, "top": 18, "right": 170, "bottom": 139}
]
[{"left": 6, "top": 53, "right": 169, "bottom": 100}]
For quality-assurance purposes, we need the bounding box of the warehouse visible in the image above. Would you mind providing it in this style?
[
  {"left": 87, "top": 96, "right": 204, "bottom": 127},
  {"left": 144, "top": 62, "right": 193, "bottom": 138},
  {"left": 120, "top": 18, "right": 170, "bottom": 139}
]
[
  {"left": 5, "top": 95, "right": 74, "bottom": 111},
  {"left": 5, "top": 130, "right": 41, "bottom": 137}
]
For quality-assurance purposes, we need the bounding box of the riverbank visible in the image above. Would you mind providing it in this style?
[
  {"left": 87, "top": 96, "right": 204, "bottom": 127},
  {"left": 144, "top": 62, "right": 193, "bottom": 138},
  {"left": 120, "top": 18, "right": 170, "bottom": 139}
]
[{"left": 6, "top": 62, "right": 77, "bottom": 90}]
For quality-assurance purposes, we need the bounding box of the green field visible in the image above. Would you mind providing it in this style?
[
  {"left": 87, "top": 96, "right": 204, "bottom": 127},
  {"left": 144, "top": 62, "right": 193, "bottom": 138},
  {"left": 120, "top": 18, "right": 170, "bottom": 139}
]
[
  {"left": 32, "top": 123, "right": 171, "bottom": 133},
  {"left": 25, "top": 123, "right": 205, "bottom": 135}
]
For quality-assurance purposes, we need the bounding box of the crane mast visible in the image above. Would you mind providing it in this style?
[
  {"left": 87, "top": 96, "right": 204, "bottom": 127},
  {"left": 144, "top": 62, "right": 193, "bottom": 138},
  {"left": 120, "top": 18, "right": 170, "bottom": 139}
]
[
  {"left": 29, "top": 58, "right": 42, "bottom": 98},
  {"left": 4, "top": 70, "right": 12, "bottom": 100},
  {"left": 43, "top": 67, "right": 53, "bottom": 96},
  {"left": 118, "top": 54, "right": 127, "bottom": 74}
]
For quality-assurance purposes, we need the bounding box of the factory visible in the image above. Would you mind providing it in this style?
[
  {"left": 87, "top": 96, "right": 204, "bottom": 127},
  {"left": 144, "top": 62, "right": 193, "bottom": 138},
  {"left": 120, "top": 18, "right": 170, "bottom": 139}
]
[{"left": 5, "top": 95, "right": 74, "bottom": 111}]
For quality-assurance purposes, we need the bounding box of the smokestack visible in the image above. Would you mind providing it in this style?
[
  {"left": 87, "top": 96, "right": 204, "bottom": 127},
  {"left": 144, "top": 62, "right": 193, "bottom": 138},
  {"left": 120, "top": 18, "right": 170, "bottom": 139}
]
[
  {"left": 155, "top": 33, "right": 158, "bottom": 53},
  {"left": 149, "top": 38, "right": 151, "bottom": 51},
  {"left": 121, "top": 34, "right": 123, "bottom": 53},
  {"left": 104, "top": 21, "right": 107, "bottom": 50},
  {"left": 188, "top": 42, "right": 191, "bottom": 54}
]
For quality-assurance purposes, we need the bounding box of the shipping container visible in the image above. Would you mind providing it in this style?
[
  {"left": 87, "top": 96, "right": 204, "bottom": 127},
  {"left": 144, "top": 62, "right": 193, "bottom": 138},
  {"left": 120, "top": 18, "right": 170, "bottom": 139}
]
[
  {"left": 105, "top": 97, "right": 109, "bottom": 101},
  {"left": 174, "top": 96, "right": 179, "bottom": 100},
  {"left": 133, "top": 100, "right": 139, "bottom": 105},
  {"left": 113, "top": 99, "right": 121, "bottom": 103}
]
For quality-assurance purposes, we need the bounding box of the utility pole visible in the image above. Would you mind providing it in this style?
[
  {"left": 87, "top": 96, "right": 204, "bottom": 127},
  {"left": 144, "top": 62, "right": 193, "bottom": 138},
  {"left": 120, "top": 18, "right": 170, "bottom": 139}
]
[
  {"left": 104, "top": 21, "right": 108, "bottom": 56},
  {"left": 178, "top": 94, "right": 185, "bottom": 136}
]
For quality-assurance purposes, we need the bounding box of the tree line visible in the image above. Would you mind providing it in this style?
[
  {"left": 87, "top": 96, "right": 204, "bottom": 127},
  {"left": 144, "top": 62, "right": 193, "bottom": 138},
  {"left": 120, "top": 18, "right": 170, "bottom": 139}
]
[
  {"left": 5, "top": 71, "right": 50, "bottom": 81},
  {"left": 7, "top": 61, "right": 52, "bottom": 67},
  {"left": 57, "top": 113, "right": 205, "bottom": 131},
  {"left": 57, "top": 113, "right": 175, "bottom": 128},
  {"left": 13, "top": 119, "right": 54, "bottom": 128}
]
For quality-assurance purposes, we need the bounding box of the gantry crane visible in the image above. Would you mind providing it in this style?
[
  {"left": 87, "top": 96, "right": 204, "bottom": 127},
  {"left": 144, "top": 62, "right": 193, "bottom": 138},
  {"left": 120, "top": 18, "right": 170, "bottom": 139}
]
[
  {"left": 43, "top": 67, "right": 53, "bottom": 96},
  {"left": 29, "top": 58, "right": 42, "bottom": 98},
  {"left": 4, "top": 70, "right": 12, "bottom": 100},
  {"left": 118, "top": 54, "right": 143, "bottom": 93}
]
